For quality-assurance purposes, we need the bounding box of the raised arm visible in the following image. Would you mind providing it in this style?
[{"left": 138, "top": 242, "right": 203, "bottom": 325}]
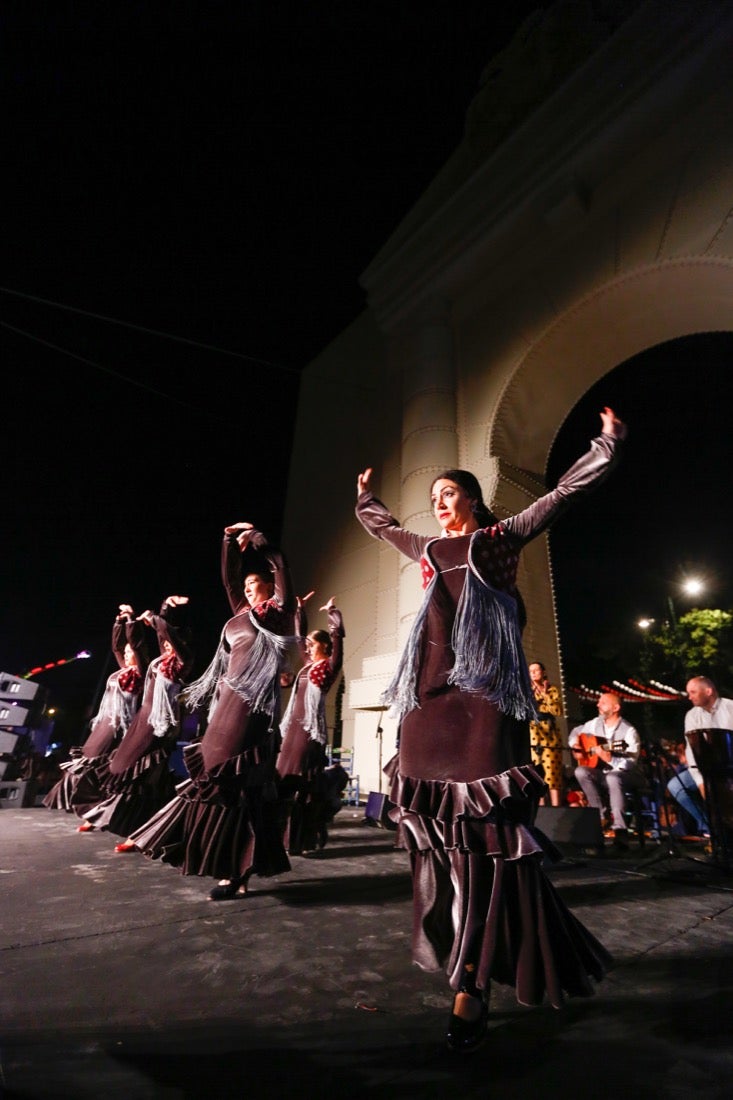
[
  {"left": 501, "top": 407, "right": 626, "bottom": 544},
  {"left": 111, "top": 606, "right": 133, "bottom": 668},
  {"left": 147, "top": 596, "right": 195, "bottom": 677},
  {"left": 324, "top": 598, "right": 345, "bottom": 679},
  {"left": 219, "top": 522, "right": 267, "bottom": 612},
  {"left": 355, "top": 468, "right": 429, "bottom": 563}
]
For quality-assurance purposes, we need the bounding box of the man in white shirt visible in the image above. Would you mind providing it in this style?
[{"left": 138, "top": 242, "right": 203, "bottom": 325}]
[
  {"left": 568, "top": 692, "right": 646, "bottom": 850},
  {"left": 667, "top": 676, "right": 733, "bottom": 837}
]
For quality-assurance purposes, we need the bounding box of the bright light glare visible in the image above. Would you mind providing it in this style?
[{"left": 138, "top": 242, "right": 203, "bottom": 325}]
[
  {"left": 76, "top": 650, "right": 92, "bottom": 660},
  {"left": 637, "top": 618, "right": 655, "bottom": 630},
  {"left": 682, "top": 578, "right": 703, "bottom": 597}
]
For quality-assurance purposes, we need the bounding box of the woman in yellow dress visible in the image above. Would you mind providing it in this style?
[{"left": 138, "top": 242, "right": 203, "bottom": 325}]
[{"left": 529, "top": 661, "right": 564, "bottom": 806}]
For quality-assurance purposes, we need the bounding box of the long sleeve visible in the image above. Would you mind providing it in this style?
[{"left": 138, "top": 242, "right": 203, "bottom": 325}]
[
  {"left": 150, "top": 609, "right": 194, "bottom": 680},
  {"left": 221, "top": 532, "right": 269, "bottom": 614},
  {"left": 534, "top": 683, "right": 562, "bottom": 718},
  {"left": 263, "top": 545, "right": 296, "bottom": 617},
  {"left": 325, "top": 607, "right": 344, "bottom": 682},
  {"left": 124, "top": 619, "right": 150, "bottom": 676},
  {"left": 502, "top": 430, "right": 623, "bottom": 543},
  {"left": 355, "top": 492, "right": 429, "bottom": 563},
  {"left": 221, "top": 530, "right": 295, "bottom": 619},
  {"left": 111, "top": 620, "right": 127, "bottom": 669}
]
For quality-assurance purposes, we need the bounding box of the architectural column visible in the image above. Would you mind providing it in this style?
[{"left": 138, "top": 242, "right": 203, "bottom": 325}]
[{"left": 396, "top": 301, "right": 459, "bottom": 645}]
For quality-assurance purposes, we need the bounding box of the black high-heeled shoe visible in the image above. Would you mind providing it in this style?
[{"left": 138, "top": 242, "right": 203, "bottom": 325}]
[
  {"left": 445, "top": 996, "right": 489, "bottom": 1054},
  {"left": 208, "top": 868, "right": 253, "bottom": 901},
  {"left": 208, "top": 876, "right": 247, "bottom": 901}
]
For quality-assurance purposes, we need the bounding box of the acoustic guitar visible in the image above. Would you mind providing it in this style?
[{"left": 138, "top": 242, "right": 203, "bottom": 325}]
[{"left": 571, "top": 735, "right": 626, "bottom": 768}]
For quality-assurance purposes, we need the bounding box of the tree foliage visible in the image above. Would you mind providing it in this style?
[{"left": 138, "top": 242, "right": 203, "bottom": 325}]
[{"left": 649, "top": 608, "right": 733, "bottom": 690}]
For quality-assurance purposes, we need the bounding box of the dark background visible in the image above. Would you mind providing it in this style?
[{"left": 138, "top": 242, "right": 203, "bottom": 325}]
[{"left": 3, "top": 2, "right": 731, "bottom": 742}]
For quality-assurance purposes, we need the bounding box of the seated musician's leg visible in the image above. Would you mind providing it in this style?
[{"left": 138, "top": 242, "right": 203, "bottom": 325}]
[
  {"left": 574, "top": 766, "right": 604, "bottom": 814},
  {"left": 668, "top": 768, "right": 710, "bottom": 835},
  {"left": 606, "top": 770, "right": 631, "bottom": 832}
]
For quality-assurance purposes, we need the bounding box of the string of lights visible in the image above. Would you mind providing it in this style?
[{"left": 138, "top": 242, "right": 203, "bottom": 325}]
[
  {"left": 22, "top": 651, "right": 92, "bottom": 679},
  {"left": 571, "top": 679, "right": 686, "bottom": 704}
]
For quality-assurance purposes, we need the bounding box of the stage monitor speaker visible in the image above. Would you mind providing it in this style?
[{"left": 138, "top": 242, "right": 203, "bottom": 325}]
[
  {"left": 535, "top": 806, "right": 604, "bottom": 855},
  {"left": 0, "top": 674, "right": 42, "bottom": 702},
  {"left": 0, "top": 779, "right": 38, "bottom": 807},
  {"left": 0, "top": 702, "right": 34, "bottom": 728},
  {"left": 0, "top": 730, "right": 24, "bottom": 754},
  {"left": 364, "top": 790, "right": 397, "bottom": 830}
]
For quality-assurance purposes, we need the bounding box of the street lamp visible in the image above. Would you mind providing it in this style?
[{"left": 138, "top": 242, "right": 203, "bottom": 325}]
[
  {"left": 667, "top": 577, "right": 705, "bottom": 630},
  {"left": 681, "top": 578, "right": 704, "bottom": 598}
]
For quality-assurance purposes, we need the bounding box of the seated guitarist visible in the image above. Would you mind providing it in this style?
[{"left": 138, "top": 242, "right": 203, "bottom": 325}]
[{"left": 568, "top": 692, "right": 646, "bottom": 850}]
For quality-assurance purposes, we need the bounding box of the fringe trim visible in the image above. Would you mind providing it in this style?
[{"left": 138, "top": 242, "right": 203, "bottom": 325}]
[
  {"left": 381, "top": 570, "right": 437, "bottom": 719},
  {"left": 150, "top": 661, "right": 184, "bottom": 737},
  {"left": 181, "top": 631, "right": 229, "bottom": 714},
  {"left": 381, "top": 532, "right": 538, "bottom": 722},
  {"left": 281, "top": 673, "right": 327, "bottom": 745},
  {"left": 223, "top": 613, "right": 295, "bottom": 719},
  {"left": 90, "top": 671, "right": 138, "bottom": 738},
  {"left": 448, "top": 548, "right": 537, "bottom": 721}
]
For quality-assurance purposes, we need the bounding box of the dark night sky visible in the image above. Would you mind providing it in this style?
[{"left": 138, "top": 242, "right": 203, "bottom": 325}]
[{"left": 3, "top": 2, "right": 732, "bottom": 739}]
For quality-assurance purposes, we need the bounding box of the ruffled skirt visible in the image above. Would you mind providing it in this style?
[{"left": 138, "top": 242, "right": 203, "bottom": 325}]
[
  {"left": 82, "top": 740, "right": 177, "bottom": 837},
  {"left": 129, "top": 739, "right": 291, "bottom": 881},
  {"left": 43, "top": 757, "right": 82, "bottom": 811},
  {"left": 385, "top": 753, "right": 612, "bottom": 1008}
]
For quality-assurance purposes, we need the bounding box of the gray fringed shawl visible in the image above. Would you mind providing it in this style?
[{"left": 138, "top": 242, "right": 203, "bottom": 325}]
[
  {"left": 382, "top": 531, "right": 538, "bottom": 723},
  {"left": 148, "top": 656, "right": 184, "bottom": 738},
  {"left": 90, "top": 670, "right": 139, "bottom": 737},
  {"left": 182, "top": 611, "right": 294, "bottom": 722},
  {"left": 280, "top": 669, "right": 328, "bottom": 745}
]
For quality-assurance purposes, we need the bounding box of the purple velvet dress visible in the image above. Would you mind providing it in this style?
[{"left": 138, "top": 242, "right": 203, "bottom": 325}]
[
  {"left": 355, "top": 430, "right": 620, "bottom": 1007},
  {"left": 277, "top": 605, "right": 344, "bottom": 852},
  {"left": 82, "top": 605, "right": 193, "bottom": 837},
  {"left": 43, "top": 617, "right": 148, "bottom": 815},
  {"left": 129, "top": 531, "right": 296, "bottom": 882}
]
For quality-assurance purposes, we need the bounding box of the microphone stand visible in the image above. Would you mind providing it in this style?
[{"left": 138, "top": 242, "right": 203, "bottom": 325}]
[{"left": 375, "top": 709, "right": 385, "bottom": 794}]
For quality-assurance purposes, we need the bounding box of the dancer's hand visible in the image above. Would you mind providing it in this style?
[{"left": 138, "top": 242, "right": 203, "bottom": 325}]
[
  {"left": 599, "top": 407, "right": 626, "bottom": 438},
  {"left": 357, "top": 468, "right": 372, "bottom": 495},
  {"left": 224, "top": 521, "right": 255, "bottom": 550}
]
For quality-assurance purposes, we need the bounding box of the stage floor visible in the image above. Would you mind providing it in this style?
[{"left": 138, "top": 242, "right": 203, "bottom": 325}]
[{"left": 1, "top": 804, "right": 733, "bottom": 1099}]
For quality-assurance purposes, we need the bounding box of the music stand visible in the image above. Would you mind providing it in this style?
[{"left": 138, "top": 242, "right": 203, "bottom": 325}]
[
  {"left": 685, "top": 728, "right": 733, "bottom": 873},
  {"left": 633, "top": 739, "right": 715, "bottom": 874}
]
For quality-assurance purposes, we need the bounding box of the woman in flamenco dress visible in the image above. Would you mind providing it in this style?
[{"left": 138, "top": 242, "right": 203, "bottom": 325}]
[
  {"left": 127, "top": 522, "right": 297, "bottom": 900},
  {"left": 354, "top": 407, "right": 624, "bottom": 1053},
  {"left": 44, "top": 604, "right": 149, "bottom": 819},
  {"left": 277, "top": 595, "right": 345, "bottom": 854},
  {"left": 81, "top": 596, "right": 193, "bottom": 840}
]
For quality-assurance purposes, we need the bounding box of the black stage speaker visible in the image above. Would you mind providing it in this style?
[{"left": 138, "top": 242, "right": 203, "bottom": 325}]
[
  {"left": 364, "top": 791, "right": 397, "bottom": 830},
  {"left": 535, "top": 806, "right": 604, "bottom": 856}
]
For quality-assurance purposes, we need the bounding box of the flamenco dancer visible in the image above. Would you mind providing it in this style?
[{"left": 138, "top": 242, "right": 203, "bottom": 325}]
[
  {"left": 355, "top": 407, "right": 624, "bottom": 1053},
  {"left": 127, "top": 522, "right": 296, "bottom": 900},
  {"left": 44, "top": 604, "right": 149, "bottom": 819},
  {"left": 81, "top": 596, "right": 193, "bottom": 840},
  {"left": 277, "top": 595, "right": 345, "bottom": 854}
]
